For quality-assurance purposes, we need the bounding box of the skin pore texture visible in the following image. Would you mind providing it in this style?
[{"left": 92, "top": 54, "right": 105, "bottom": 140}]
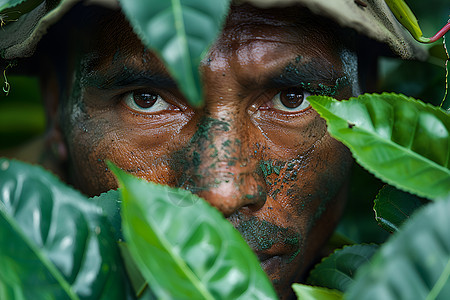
[{"left": 45, "top": 4, "right": 359, "bottom": 299}]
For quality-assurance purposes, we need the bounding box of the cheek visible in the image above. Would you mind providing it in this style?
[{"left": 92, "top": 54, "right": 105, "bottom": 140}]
[
  {"left": 252, "top": 108, "right": 329, "bottom": 156},
  {"left": 256, "top": 134, "right": 351, "bottom": 286},
  {"left": 65, "top": 107, "right": 193, "bottom": 196},
  {"left": 261, "top": 133, "right": 351, "bottom": 223},
  {"left": 251, "top": 109, "right": 352, "bottom": 236}
]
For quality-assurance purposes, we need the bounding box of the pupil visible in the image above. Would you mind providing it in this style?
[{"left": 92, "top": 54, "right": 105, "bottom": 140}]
[
  {"left": 280, "top": 90, "right": 304, "bottom": 108},
  {"left": 134, "top": 92, "right": 158, "bottom": 108}
]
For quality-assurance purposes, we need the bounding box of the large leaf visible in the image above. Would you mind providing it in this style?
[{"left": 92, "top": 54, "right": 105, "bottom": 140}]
[
  {"left": 109, "top": 162, "right": 278, "bottom": 300},
  {"left": 118, "top": 242, "right": 150, "bottom": 299},
  {"left": 292, "top": 284, "right": 343, "bottom": 300},
  {"left": 0, "top": 158, "right": 127, "bottom": 299},
  {"left": 91, "top": 190, "right": 156, "bottom": 299},
  {"left": 346, "top": 197, "right": 450, "bottom": 299},
  {"left": 374, "top": 185, "right": 428, "bottom": 233},
  {"left": 119, "top": 0, "right": 230, "bottom": 107},
  {"left": 308, "top": 93, "right": 450, "bottom": 200},
  {"left": 307, "top": 244, "right": 378, "bottom": 292}
]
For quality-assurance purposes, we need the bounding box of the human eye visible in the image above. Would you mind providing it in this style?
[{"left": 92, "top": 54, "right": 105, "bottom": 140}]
[
  {"left": 270, "top": 88, "right": 311, "bottom": 113},
  {"left": 122, "top": 90, "right": 171, "bottom": 113}
]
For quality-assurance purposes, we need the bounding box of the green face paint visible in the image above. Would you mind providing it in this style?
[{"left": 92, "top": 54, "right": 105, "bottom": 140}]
[
  {"left": 170, "top": 116, "right": 238, "bottom": 190},
  {"left": 236, "top": 216, "right": 301, "bottom": 253},
  {"left": 258, "top": 159, "right": 304, "bottom": 201},
  {"left": 278, "top": 57, "right": 350, "bottom": 97},
  {"left": 259, "top": 160, "right": 284, "bottom": 179}
]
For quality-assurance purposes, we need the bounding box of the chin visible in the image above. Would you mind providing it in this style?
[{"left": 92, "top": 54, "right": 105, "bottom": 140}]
[{"left": 260, "top": 253, "right": 305, "bottom": 299}]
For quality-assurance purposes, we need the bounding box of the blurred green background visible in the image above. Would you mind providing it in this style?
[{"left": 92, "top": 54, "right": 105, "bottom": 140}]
[{"left": 0, "top": 75, "right": 45, "bottom": 149}]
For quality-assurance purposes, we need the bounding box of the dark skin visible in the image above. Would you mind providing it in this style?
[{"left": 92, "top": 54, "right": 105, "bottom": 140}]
[{"left": 42, "top": 4, "right": 357, "bottom": 299}]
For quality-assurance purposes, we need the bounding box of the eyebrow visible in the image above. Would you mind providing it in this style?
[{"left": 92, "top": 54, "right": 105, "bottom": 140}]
[
  {"left": 264, "top": 58, "right": 349, "bottom": 96},
  {"left": 81, "top": 66, "right": 177, "bottom": 90}
]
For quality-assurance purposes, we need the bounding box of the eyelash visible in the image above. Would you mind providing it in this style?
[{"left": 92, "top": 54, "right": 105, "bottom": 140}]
[
  {"left": 117, "top": 88, "right": 184, "bottom": 114},
  {"left": 271, "top": 89, "right": 311, "bottom": 112}
]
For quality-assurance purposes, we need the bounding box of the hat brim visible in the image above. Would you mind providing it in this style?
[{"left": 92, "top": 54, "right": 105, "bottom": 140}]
[
  {"left": 0, "top": 0, "right": 427, "bottom": 61},
  {"left": 239, "top": 0, "right": 427, "bottom": 60}
]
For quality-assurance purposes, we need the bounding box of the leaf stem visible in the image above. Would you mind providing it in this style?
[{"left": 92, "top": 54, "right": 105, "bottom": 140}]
[
  {"left": 0, "top": 209, "right": 80, "bottom": 300},
  {"left": 428, "top": 21, "right": 450, "bottom": 43}
]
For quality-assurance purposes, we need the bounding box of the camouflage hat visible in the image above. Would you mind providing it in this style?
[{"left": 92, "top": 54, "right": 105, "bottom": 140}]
[{"left": 0, "top": 0, "right": 427, "bottom": 61}]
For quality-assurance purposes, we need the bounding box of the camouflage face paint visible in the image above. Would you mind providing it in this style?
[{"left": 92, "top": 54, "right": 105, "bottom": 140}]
[{"left": 236, "top": 215, "right": 301, "bottom": 254}]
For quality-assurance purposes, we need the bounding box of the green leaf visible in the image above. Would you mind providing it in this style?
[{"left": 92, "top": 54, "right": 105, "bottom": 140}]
[
  {"left": 307, "top": 244, "right": 378, "bottom": 292},
  {"left": 384, "top": 0, "right": 427, "bottom": 42},
  {"left": 0, "top": 158, "right": 127, "bottom": 299},
  {"left": 90, "top": 189, "right": 122, "bottom": 241},
  {"left": 346, "top": 197, "right": 450, "bottom": 299},
  {"left": 119, "top": 0, "right": 230, "bottom": 107},
  {"left": 108, "top": 162, "right": 277, "bottom": 300},
  {"left": 374, "top": 185, "right": 428, "bottom": 233},
  {"left": 292, "top": 284, "right": 343, "bottom": 300},
  {"left": 308, "top": 93, "right": 450, "bottom": 201},
  {"left": 91, "top": 191, "right": 155, "bottom": 298},
  {"left": 0, "top": 0, "right": 26, "bottom": 11},
  {"left": 118, "top": 242, "right": 150, "bottom": 298},
  {"left": 0, "top": 0, "right": 44, "bottom": 20}
]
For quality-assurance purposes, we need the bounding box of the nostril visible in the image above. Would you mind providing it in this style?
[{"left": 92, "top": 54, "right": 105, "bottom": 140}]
[{"left": 244, "top": 184, "right": 267, "bottom": 211}]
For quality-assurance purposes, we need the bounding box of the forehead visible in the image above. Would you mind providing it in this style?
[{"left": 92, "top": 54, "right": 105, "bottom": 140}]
[
  {"left": 82, "top": 4, "right": 346, "bottom": 71},
  {"left": 222, "top": 4, "right": 337, "bottom": 42}
]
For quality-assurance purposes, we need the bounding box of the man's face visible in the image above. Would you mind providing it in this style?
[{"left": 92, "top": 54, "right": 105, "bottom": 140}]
[{"left": 58, "top": 4, "right": 356, "bottom": 298}]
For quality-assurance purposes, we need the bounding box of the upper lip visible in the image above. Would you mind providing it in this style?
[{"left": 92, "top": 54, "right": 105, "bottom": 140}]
[
  {"left": 256, "top": 252, "right": 272, "bottom": 262},
  {"left": 227, "top": 213, "right": 300, "bottom": 263},
  {"left": 254, "top": 242, "right": 296, "bottom": 262}
]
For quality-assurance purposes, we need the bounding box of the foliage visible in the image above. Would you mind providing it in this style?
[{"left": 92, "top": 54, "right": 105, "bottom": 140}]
[
  {"left": 118, "top": 0, "right": 230, "bottom": 107},
  {"left": 346, "top": 197, "right": 450, "bottom": 300},
  {"left": 384, "top": 0, "right": 428, "bottom": 43},
  {"left": 308, "top": 93, "right": 450, "bottom": 201},
  {"left": 0, "top": 0, "right": 26, "bottom": 11},
  {"left": 91, "top": 190, "right": 123, "bottom": 242},
  {"left": 307, "top": 244, "right": 378, "bottom": 292},
  {"left": 0, "top": 158, "right": 277, "bottom": 299},
  {"left": 383, "top": 0, "right": 450, "bottom": 43},
  {"left": 292, "top": 284, "right": 343, "bottom": 300},
  {"left": 109, "top": 162, "right": 277, "bottom": 300},
  {"left": 304, "top": 94, "right": 450, "bottom": 300},
  {"left": 0, "top": 0, "right": 43, "bottom": 22},
  {"left": 374, "top": 185, "right": 428, "bottom": 233},
  {"left": 0, "top": 159, "right": 128, "bottom": 299}
]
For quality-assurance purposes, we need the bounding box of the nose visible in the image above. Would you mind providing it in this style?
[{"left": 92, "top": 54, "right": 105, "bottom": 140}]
[
  {"left": 196, "top": 165, "right": 266, "bottom": 217},
  {"left": 177, "top": 116, "right": 266, "bottom": 217}
]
